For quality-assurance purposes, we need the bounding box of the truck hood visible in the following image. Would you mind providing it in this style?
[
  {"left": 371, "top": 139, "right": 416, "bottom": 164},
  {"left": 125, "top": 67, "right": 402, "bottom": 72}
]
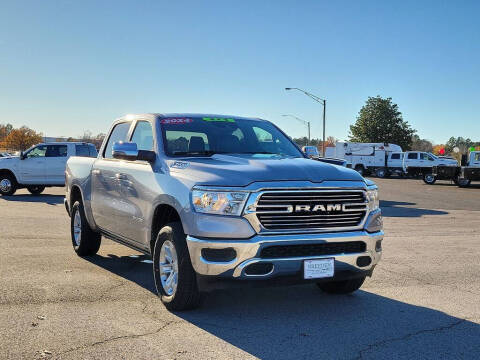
[{"left": 168, "top": 154, "right": 364, "bottom": 187}]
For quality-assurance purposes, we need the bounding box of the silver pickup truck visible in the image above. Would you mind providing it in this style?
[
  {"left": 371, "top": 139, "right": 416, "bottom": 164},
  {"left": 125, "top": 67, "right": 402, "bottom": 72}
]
[{"left": 65, "top": 113, "right": 383, "bottom": 310}]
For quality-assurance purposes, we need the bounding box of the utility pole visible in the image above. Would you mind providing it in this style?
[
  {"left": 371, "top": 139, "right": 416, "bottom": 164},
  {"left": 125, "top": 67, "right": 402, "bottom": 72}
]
[
  {"left": 285, "top": 88, "right": 326, "bottom": 156},
  {"left": 281, "top": 114, "right": 311, "bottom": 145}
]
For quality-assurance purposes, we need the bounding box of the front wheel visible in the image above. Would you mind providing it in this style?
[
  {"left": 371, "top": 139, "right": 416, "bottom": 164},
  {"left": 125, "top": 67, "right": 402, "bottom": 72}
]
[
  {"left": 317, "top": 276, "right": 366, "bottom": 294},
  {"left": 27, "top": 185, "right": 45, "bottom": 195},
  {"left": 423, "top": 173, "right": 436, "bottom": 185},
  {"left": 70, "top": 201, "right": 101, "bottom": 256},
  {"left": 0, "top": 174, "right": 17, "bottom": 196},
  {"left": 153, "top": 222, "right": 201, "bottom": 311}
]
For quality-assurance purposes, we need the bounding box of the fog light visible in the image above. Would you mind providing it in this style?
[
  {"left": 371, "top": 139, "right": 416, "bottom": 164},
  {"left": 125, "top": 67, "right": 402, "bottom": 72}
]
[
  {"left": 356, "top": 256, "right": 372, "bottom": 267},
  {"left": 375, "top": 240, "right": 382, "bottom": 252},
  {"left": 201, "top": 248, "right": 236, "bottom": 262}
]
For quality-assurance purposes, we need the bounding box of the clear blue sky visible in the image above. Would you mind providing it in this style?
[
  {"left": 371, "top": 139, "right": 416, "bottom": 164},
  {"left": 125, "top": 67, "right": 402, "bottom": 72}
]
[{"left": 1, "top": 0, "right": 478, "bottom": 144}]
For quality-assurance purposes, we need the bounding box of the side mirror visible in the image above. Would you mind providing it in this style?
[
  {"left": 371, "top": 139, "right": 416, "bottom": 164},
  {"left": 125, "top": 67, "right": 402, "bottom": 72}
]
[
  {"left": 19, "top": 151, "right": 25, "bottom": 160},
  {"left": 112, "top": 142, "right": 155, "bottom": 163}
]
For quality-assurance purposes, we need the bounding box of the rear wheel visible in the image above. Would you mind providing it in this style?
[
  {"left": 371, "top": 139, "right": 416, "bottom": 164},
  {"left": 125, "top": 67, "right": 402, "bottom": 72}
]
[
  {"left": 0, "top": 174, "right": 17, "bottom": 196},
  {"left": 27, "top": 185, "right": 45, "bottom": 195},
  {"left": 423, "top": 173, "right": 436, "bottom": 185},
  {"left": 153, "top": 222, "right": 201, "bottom": 311},
  {"left": 376, "top": 168, "right": 386, "bottom": 178},
  {"left": 458, "top": 178, "right": 471, "bottom": 188},
  {"left": 70, "top": 201, "right": 101, "bottom": 256},
  {"left": 317, "top": 276, "right": 366, "bottom": 294},
  {"left": 354, "top": 165, "right": 364, "bottom": 176}
]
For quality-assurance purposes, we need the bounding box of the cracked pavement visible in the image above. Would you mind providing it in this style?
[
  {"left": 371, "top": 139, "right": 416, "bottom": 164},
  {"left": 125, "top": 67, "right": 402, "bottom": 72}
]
[{"left": 1, "top": 179, "right": 479, "bottom": 359}]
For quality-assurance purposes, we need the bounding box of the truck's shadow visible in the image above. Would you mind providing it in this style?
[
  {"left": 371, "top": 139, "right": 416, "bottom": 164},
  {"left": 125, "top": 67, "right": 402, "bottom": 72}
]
[
  {"left": 0, "top": 194, "right": 64, "bottom": 205},
  {"left": 380, "top": 200, "right": 448, "bottom": 217},
  {"left": 85, "top": 253, "right": 479, "bottom": 359}
]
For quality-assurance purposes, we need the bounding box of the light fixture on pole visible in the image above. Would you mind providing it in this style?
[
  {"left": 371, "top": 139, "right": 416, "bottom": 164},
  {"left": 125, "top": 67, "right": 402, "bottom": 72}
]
[
  {"left": 281, "top": 114, "right": 310, "bottom": 145},
  {"left": 285, "top": 87, "right": 326, "bottom": 156}
]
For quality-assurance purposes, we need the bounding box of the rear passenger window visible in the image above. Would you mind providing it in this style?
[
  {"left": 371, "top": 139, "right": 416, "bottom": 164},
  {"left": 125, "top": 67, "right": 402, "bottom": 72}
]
[
  {"left": 46, "top": 145, "right": 68, "bottom": 157},
  {"left": 103, "top": 122, "right": 131, "bottom": 159},
  {"left": 408, "top": 153, "right": 418, "bottom": 160},
  {"left": 131, "top": 121, "right": 154, "bottom": 151}
]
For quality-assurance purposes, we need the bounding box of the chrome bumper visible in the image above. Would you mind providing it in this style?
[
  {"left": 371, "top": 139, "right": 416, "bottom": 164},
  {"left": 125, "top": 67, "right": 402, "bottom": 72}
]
[{"left": 186, "top": 231, "right": 383, "bottom": 279}]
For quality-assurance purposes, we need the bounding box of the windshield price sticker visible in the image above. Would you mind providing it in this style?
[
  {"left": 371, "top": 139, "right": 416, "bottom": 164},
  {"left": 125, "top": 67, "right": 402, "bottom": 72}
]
[
  {"left": 202, "top": 117, "right": 235, "bottom": 123},
  {"left": 161, "top": 118, "right": 193, "bottom": 124}
]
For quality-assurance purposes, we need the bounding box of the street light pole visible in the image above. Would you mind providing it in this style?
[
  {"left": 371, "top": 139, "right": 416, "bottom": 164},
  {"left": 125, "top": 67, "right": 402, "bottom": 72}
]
[
  {"left": 285, "top": 87, "right": 326, "bottom": 156},
  {"left": 281, "top": 114, "right": 311, "bottom": 145}
]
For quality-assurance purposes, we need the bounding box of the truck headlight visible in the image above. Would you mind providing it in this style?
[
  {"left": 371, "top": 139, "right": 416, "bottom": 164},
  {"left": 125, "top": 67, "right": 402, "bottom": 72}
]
[
  {"left": 192, "top": 190, "right": 248, "bottom": 216},
  {"left": 367, "top": 189, "right": 379, "bottom": 211}
]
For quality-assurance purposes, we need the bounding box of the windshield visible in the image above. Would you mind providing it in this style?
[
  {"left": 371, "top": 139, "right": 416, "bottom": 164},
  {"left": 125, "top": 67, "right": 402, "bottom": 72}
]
[{"left": 160, "top": 117, "right": 304, "bottom": 158}]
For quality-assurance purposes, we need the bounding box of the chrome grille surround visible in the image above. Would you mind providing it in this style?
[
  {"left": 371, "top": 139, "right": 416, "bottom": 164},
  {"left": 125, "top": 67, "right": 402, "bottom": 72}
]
[{"left": 243, "top": 189, "right": 368, "bottom": 234}]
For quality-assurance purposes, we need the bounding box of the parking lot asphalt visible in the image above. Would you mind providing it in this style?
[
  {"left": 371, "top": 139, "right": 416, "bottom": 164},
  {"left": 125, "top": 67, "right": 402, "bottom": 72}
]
[{"left": 1, "top": 178, "right": 479, "bottom": 360}]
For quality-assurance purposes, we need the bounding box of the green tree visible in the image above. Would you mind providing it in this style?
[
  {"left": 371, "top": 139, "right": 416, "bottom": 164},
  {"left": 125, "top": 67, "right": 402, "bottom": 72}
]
[
  {"left": 349, "top": 96, "right": 416, "bottom": 150},
  {"left": 411, "top": 135, "right": 433, "bottom": 152}
]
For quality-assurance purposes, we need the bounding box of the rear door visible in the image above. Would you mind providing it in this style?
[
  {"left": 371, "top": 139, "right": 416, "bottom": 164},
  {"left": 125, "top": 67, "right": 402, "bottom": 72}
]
[
  {"left": 18, "top": 145, "right": 47, "bottom": 183},
  {"left": 388, "top": 152, "right": 403, "bottom": 168},
  {"left": 45, "top": 144, "right": 69, "bottom": 184},
  {"left": 405, "top": 152, "right": 419, "bottom": 167}
]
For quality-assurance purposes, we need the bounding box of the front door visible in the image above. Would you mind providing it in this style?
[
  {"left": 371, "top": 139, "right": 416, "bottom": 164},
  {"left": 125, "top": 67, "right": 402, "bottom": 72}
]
[
  {"left": 18, "top": 145, "right": 47, "bottom": 184},
  {"left": 91, "top": 121, "right": 132, "bottom": 236},
  {"left": 45, "top": 144, "right": 69, "bottom": 184}
]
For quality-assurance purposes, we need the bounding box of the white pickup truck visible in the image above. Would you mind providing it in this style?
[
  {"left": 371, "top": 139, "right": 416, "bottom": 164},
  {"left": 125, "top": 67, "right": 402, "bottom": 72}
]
[
  {"left": 0, "top": 142, "right": 97, "bottom": 196},
  {"left": 402, "top": 151, "right": 458, "bottom": 182},
  {"left": 430, "top": 151, "right": 480, "bottom": 187}
]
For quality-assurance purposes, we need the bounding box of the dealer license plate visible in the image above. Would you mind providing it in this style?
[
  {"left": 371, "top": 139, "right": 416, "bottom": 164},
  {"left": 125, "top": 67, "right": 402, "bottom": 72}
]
[{"left": 304, "top": 258, "right": 334, "bottom": 279}]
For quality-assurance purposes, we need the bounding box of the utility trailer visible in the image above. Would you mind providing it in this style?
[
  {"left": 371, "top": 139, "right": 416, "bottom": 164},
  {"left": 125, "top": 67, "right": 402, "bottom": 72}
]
[{"left": 428, "top": 151, "right": 480, "bottom": 187}]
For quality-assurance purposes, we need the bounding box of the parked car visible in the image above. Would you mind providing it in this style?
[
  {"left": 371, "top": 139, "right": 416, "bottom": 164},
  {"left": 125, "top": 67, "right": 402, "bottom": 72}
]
[
  {"left": 402, "top": 151, "right": 458, "bottom": 182},
  {"left": 430, "top": 151, "right": 480, "bottom": 187},
  {"left": 0, "top": 142, "right": 97, "bottom": 196},
  {"left": 65, "top": 113, "right": 383, "bottom": 310},
  {"left": 302, "top": 146, "right": 348, "bottom": 167},
  {"left": 325, "top": 142, "right": 403, "bottom": 177}
]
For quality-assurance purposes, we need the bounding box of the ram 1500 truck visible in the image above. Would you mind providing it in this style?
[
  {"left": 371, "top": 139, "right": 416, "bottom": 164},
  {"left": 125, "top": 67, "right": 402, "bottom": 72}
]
[
  {"left": 65, "top": 113, "right": 383, "bottom": 310},
  {"left": 0, "top": 142, "right": 97, "bottom": 196}
]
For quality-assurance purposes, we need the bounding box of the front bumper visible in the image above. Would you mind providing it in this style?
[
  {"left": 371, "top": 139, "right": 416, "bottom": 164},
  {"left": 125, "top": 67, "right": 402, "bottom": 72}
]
[{"left": 186, "top": 230, "right": 383, "bottom": 280}]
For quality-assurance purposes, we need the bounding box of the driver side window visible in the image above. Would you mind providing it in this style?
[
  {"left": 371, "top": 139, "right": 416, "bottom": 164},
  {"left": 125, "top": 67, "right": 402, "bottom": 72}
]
[{"left": 26, "top": 145, "right": 47, "bottom": 158}]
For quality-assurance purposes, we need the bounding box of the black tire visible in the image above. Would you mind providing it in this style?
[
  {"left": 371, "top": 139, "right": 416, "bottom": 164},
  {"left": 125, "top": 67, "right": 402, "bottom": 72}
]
[
  {"left": 27, "top": 185, "right": 45, "bottom": 195},
  {"left": 153, "top": 222, "right": 201, "bottom": 311},
  {"left": 376, "top": 168, "right": 386, "bottom": 178},
  {"left": 458, "top": 179, "right": 471, "bottom": 188},
  {"left": 317, "top": 276, "right": 366, "bottom": 294},
  {"left": 354, "top": 166, "right": 364, "bottom": 176},
  {"left": 70, "top": 201, "right": 101, "bottom": 256},
  {"left": 423, "top": 173, "right": 436, "bottom": 185},
  {"left": 0, "top": 173, "right": 17, "bottom": 196}
]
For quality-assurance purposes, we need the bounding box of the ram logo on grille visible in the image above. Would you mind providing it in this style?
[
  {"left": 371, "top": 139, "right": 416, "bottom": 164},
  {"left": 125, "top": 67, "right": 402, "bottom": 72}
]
[{"left": 294, "top": 204, "right": 343, "bottom": 212}]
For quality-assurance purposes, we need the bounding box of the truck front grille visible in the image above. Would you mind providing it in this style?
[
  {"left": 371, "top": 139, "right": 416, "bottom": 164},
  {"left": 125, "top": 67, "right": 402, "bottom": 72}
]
[
  {"left": 260, "top": 241, "right": 366, "bottom": 258},
  {"left": 253, "top": 190, "right": 367, "bottom": 231}
]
